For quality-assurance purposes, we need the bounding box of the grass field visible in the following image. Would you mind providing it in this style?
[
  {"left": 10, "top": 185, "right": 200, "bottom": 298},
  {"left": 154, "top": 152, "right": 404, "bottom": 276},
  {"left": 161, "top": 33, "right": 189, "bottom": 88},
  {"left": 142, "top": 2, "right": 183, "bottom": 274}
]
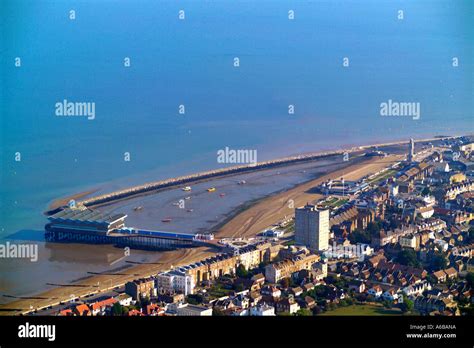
[
  {"left": 320, "top": 304, "right": 402, "bottom": 316},
  {"left": 367, "top": 169, "right": 398, "bottom": 184}
]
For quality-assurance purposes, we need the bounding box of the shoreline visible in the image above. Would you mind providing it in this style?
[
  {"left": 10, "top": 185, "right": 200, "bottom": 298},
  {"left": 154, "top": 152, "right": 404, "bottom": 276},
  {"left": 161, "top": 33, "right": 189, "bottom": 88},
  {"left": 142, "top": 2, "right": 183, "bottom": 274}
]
[
  {"left": 0, "top": 153, "right": 403, "bottom": 315},
  {"left": 48, "top": 189, "right": 100, "bottom": 211},
  {"left": 0, "top": 134, "right": 464, "bottom": 314},
  {"left": 47, "top": 135, "right": 457, "bottom": 214}
]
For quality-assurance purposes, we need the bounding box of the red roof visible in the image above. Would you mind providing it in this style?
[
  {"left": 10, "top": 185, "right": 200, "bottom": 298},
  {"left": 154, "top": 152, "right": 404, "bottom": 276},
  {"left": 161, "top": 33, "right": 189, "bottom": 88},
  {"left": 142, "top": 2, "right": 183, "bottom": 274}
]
[
  {"left": 91, "top": 298, "right": 117, "bottom": 311},
  {"left": 127, "top": 309, "right": 144, "bottom": 316},
  {"left": 74, "top": 304, "right": 91, "bottom": 316},
  {"left": 58, "top": 309, "right": 73, "bottom": 316}
]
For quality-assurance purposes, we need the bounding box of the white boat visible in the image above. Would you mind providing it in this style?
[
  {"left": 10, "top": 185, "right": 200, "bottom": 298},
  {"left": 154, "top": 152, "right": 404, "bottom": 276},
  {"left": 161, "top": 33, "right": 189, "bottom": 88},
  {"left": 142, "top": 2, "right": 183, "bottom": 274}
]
[{"left": 182, "top": 186, "right": 192, "bottom": 191}]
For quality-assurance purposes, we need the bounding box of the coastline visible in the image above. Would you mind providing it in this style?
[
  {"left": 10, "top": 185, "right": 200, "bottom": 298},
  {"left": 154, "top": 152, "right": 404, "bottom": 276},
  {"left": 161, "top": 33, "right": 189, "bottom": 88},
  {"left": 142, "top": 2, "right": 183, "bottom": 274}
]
[
  {"left": 49, "top": 135, "right": 455, "bottom": 213},
  {"left": 0, "top": 152, "right": 403, "bottom": 315},
  {"left": 48, "top": 189, "right": 100, "bottom": 211}
]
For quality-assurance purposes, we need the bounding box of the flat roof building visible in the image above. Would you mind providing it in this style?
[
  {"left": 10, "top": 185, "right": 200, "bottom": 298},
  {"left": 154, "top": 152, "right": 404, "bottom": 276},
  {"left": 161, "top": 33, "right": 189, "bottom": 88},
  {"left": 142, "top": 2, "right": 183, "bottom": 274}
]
[
  {"left": 295, "top": 205, "right": 329, "bottom": 252},
  {"left": 47, "top": 207, "right": 127, "bottom": 235}
]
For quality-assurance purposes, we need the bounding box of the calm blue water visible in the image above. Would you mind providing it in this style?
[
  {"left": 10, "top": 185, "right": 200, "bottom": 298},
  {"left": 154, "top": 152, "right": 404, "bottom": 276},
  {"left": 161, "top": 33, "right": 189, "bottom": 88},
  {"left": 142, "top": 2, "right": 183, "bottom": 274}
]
[{"left": 1, "top": 0, "right": 473, "bottom": 239}]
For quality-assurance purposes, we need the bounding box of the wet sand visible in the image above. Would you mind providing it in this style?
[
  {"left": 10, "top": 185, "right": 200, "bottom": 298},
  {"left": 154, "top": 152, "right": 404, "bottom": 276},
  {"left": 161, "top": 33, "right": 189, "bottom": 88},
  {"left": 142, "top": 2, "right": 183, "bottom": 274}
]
[
  {"left": 217, "top": 154, "right": 403, "bottom": 238},
  {"left": 0, "top": 246, "right": 216, "bottom": 315},
  {"left": 48, "top": 189, "right": 99, "bottom": 211},
  {"left": 0, "top": 154, "right": 402, "bottom": 315}
]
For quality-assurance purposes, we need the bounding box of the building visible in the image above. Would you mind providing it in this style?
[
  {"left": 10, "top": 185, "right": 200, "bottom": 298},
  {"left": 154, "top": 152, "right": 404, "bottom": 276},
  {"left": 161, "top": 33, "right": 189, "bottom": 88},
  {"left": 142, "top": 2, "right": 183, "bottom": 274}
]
[
  {"left": 295, "top": 205, "right": 329, "bottom": 251},
  {"left": 156, "top": 270, "right": 195, "bottom": 295},
  {"left": 399, "top": 234, "right": 417, "bottom": 249},
  {"left": 368, "top": 285, "right": 383, "bottom": 298},
  {"left": 264, "top": 254, "right": 320, "bottom": 283},
  {"left": 169, "top": 303, "right": 213, "bottom": 316},
  {"left": 382, "top": 289, "right": 399, "bottom": 301},
  {"left": 89, "top": 297, "right": 117, "bottom": 316},
  {"left": 408, "top": 138, "right": 415, "bottom": 162},
  {"left": 250, "top": 304, "right": 275, "bottom": 316},
  {"left": 46, "top": 207, "right": 127, "bottom": 235},
  {"left": 182, "top": 242, "right": 279, "bottom": 286},
  {"left": 276, "top": 297, "right": 300, "bottom": 314},
  {"left": 125, "top": 277, "right": 155, "bottom": 300},
  {"left": 403, "top": 281, "right": 432, "bottom": 297}
]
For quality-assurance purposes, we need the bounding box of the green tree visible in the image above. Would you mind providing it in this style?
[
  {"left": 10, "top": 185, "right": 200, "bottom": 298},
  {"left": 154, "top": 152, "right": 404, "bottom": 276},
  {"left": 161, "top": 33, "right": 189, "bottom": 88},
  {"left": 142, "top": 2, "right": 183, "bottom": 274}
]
[
  {"left": 295, "top": 308, "right": 312, "bottom": 316},
  {"left": 212, "top": 308, "right": 225, "bottom": 316},
  {"left": 348, "top": 230, "right": 371, "bottom": 244},
  {"left": 467, "top": 227, "right": 474, "bottom": 243},
  {"left": 400, "top": 295, "right": 414, "bottom": 313},
  {"left": 397, "top": 249, "right": 420, "bottom": 267},
  {"left": 236, "top": 264, "right": 249, "bottom": 279},
  {"left": 466, "top": 273, "right": 474, "bottom": 288},
  {"left": 430, "top": 252, "right": 447, "bottom": 271},
  {"left": 112, "top": 302, "right": 124, "bottom": 316}
]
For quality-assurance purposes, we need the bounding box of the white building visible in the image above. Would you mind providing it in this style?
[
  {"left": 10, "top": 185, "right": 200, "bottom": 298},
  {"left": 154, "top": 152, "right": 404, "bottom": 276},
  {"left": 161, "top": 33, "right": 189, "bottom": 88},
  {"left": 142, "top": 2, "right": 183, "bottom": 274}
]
[
  {"left": 156, "top": 270, "right": 195, "bottom": 295},
  {"left": 403, "top": 281, "right": 432, "bottom": 297},
  {"left": 399, "top": 234, "right": 417, "bottom": 249},
  {"left": 250, "top": 304, "right": 275, "bottom": 316},
  {"left": 295, "top": 205, "right": 329, "bottom": 251},
  {"left": 115, "top": 293, "right": 132, "bottom": 306}
]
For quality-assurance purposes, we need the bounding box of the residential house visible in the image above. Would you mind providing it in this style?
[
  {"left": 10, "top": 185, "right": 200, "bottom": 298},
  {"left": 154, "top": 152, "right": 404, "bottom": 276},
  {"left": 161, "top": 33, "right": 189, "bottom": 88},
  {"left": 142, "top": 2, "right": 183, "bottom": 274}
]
[
  {"left": 368, "top": 285, "right": 383, "bottom": 298},
  {"left": 276, "top": 297, "right": 300, "bottom": 314},
  {"left": 250, "top": 304, "right": 275, "bottom": 316}
]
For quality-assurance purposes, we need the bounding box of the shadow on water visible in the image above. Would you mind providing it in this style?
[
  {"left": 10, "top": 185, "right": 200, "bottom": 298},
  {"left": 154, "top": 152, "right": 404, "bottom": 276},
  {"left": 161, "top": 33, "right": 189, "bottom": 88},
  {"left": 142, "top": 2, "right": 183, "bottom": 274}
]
[{"left": 3, "top": 229, "right": 45, "bottom": 242}]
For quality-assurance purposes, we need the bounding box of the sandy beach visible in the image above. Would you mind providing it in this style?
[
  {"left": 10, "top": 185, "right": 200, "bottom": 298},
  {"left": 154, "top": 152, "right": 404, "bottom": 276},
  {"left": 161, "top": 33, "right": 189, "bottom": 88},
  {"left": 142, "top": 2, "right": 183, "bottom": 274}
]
[
  {"left": 217, "top": 154, "right": 403, "bottom": 238},
  {"left": 0, "top": 153, "right": 402, "bottom": 315}
]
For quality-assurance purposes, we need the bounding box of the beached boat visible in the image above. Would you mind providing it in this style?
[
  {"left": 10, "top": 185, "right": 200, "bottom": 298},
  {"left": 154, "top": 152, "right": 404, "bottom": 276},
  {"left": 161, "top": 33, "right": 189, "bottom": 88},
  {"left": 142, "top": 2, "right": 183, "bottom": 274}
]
[{"left": 207, "top": 187, "right": 216, "bottom": 192}]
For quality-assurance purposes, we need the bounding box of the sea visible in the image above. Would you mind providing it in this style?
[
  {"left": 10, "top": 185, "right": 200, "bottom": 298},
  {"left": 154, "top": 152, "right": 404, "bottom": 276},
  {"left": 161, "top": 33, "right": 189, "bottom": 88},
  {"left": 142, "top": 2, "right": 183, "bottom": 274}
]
[{"left": 0, "top": 0, "right": 473, "bottom": 298}]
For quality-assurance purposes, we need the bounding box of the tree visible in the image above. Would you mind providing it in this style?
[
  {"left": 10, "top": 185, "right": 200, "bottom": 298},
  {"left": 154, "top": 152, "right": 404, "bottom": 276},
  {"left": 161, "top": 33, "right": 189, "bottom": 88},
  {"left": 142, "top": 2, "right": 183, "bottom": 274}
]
[
  {"left": 348, "top": 229, "right": 371, "bottom": 244},
  {"left": 466, "top": 273, "right": 474, "bottom": 288},
  {"left": 187, "top": 294, "right": 204, "bottom": 305},
  {"left": 295, "top": 308, "right": 312, "bottom": 316},
  {"left": 397, "top": 249, "right": 420, "bottom": 267},
  {"left": 112, "top": 302, "right": 124, "bottom": 316},
  {"left": 421, "top": 187, "right": 431, "bottom": 196},
  {"left": 280, "top": 277, "right": 290, "bottom": 289},
  {"left": 430, "top": 252, "right": 447, "bottom": 271},
  {"left": 212, "top": 308, "right": 225, "bottom": 316},
  {"left": 467, "top": 227, "right": 474, "bottom": 243},
  {"left": 400, "top": 295, "right": 414, "bottom": 313},
  {"left": 234, "top": 283, "right": 245, "bottom": 292},
  {"left": 236, "top": 264, "right": 249, "bottom": 279}
]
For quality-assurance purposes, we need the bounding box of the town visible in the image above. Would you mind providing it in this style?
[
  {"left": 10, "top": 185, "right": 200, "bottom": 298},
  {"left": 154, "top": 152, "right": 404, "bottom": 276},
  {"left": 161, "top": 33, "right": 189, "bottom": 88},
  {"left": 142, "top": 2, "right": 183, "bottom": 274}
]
[{"left": 39, "top": 138, "right": 474, "bottom": 317}]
